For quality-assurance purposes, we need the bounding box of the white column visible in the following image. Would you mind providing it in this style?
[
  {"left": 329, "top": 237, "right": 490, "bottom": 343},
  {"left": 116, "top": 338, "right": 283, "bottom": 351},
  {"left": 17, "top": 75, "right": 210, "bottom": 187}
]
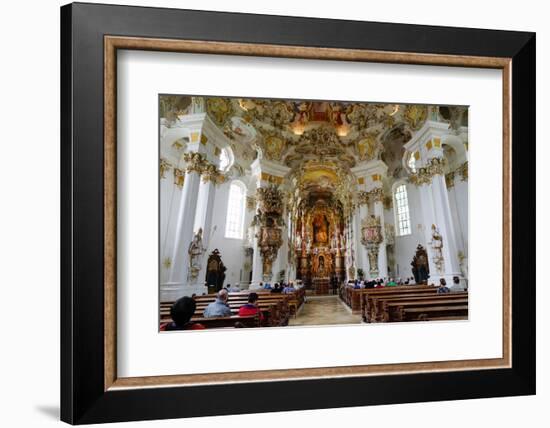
[
  {"left": 373, "top": 199, "right": 388, "bottom": 278},
  {"left": 159, "top": 163, "right": 181, "bottom": 285},
  {"left": 430, "top": 173, "right": 462, "bottom": 283},
  {"left": 165, "top": 168, "right": 202, "bottom": 298},
  {"left": 355, "top": 204, "right": 371, "bottom": 278},
  {"left": 251, "top": 225, "right": 263, "bottom": 287},
  {"left": 195, "top": 178, "right": 217, "bottom": 287}
]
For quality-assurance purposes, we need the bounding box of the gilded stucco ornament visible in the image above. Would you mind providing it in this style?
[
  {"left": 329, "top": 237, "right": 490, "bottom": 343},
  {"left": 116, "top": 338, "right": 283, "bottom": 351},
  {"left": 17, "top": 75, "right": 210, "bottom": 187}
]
[
  {"left": 159, "top": 158, "right": 172, "bottom": 179},
  {"left": 246, "top": 196, "right": 256, "bottom": 211},
  {"left": 254, "top": 185, "right": 285, "bottom": 280},
  {"left": 295, "top": 126, "right": 345, "bottom": 157},
  {"left": 404, "top": 105, "right": 428, "bottom": 130},
  {"left": 206, "top": 97, "right": 234, "bottom": 126},
  {"left": 409, "top": 157, "right": 447, "bottom": 186},
  {"left": 409, "top": 167, "right": 432, "bottom": 186},
  {"left": 173, "top": 168, "right": 185, "bottom": 189},
  {"left": 426, "top": 157, "right": 447, "bottom": 176},
  {"left": 357, "top": 191, "right": 369, "bottom": 206},
  {"left": 256, "top": 185, "right": 285, "bottom": 215},
  {"left": 243, "top": 99, "right": 295, "bottom": 127},
  {"left": 262, "top": 132, "right": 286, "bottom": 161},
  {"left": 445, "top": 171, "right": 455, "bottom": 189},
  {"left": 429, "top": 224, "right": 445, "bottom": 273},
  {"left": 356, "top": 132, "right": 381, "bottom": 161},
  {"left": 367, "top": 187, "right": 384, "bottom": 203},
  {"left": 201, "top": 163, "right": 222, "bottom": 184},
  {"left": 182, "top": 152, "right": 208, "bottom": 174},
  {"left": 360, "top": 214, "right": 383, "bottom": 276},
  {"left": 458, "top": 161, "right": 468, "bottom": 181}
]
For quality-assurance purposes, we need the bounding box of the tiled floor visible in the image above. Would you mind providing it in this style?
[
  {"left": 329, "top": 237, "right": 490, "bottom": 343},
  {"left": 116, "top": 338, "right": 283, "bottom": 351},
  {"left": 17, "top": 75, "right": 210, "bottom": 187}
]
[{"left": 288, "top": 295, "right": 362, "bottom": 326}]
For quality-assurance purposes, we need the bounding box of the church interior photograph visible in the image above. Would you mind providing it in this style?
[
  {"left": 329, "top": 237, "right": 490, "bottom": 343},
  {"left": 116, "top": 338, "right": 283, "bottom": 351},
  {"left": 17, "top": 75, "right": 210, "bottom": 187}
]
[{"left": 159, "top": 95, "right": 469, "bottom": 331}]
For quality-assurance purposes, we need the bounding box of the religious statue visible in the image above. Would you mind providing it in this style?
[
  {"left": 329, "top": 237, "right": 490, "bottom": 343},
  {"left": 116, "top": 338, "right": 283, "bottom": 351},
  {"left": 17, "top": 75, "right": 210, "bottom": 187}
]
[
  {"left": 429, "top": 224, "right": 444, "bottom": 273},
  {"left": 318, "top": 256, "right": 326, "bottom": 276},
  {"left": 313, "top": 214, "right": 329, "bottom": 245},
  {"left": 411, "top": 244, "right": 430, "bottom": 284},
  {"left": 205, "top": 249, "right": 226, "bottom": 293},
  {"left": 188, "top": 228, "right": 206, "bottom": 282}
]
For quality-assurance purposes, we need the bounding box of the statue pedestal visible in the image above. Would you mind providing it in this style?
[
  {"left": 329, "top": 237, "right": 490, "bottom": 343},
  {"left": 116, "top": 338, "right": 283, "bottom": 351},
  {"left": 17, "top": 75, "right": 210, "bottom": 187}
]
[{"left": 312, "top": 277, "right": 330, "bottom": 295}]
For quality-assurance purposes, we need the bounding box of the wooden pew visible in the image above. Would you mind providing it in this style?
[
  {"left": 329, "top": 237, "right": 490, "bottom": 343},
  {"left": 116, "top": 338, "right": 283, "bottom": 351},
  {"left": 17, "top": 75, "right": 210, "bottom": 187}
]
[
  {"left": 160, "top": 292, "right": 293, "bottom": 327},
  {"left": 371, "top": 292, "right": 468, "bottom": 322},
  {"left": 356, "top": 286, "right": 438, "bottom": 318},
  {"left": 161, "top": 315, "right": 259, "bottom": 330},
  {"left": 384, "top": 296, "right": 468, "bottom": 322},
  {"left": 401, "top": 305, "right": 468, "bottom": 321},
  {"left": 363, "top": 288, "right": 441, "bottom": 321}
]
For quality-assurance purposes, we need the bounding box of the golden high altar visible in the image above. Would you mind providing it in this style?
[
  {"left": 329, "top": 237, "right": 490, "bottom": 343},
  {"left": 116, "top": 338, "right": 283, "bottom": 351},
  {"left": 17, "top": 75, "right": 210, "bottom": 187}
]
[{"left": 294, "top": 197, "right": 346, "bottom": 294}]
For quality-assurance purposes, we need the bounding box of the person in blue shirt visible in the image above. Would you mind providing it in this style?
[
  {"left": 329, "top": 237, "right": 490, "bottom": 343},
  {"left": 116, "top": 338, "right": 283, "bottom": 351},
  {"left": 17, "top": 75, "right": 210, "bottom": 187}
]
[
  {"left": 283, "top": 282, "right": 295, "bottom": 294},
  {"left": 203, "top": 289, "right": 232, "bottom": 317},
  {"left": 437, "top": 278, "right": 451, "bottom": 294}
]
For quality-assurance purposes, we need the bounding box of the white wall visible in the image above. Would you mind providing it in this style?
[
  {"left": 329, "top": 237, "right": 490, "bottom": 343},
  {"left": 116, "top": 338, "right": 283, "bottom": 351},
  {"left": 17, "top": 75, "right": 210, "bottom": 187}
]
[
  {"left": 207, "top": 179, "right": 254, "bottom": 287},
  {"left": 392, "top": 184, "right": 427, "bottom": 280},
  {"left": 1, "top": 1, "right": 546, "bottom": 428}
]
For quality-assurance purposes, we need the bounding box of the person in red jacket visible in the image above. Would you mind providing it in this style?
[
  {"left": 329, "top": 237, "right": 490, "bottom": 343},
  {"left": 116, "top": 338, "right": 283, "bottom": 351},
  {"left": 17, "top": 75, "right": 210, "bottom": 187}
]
[{"left": 238, "top": 292, "right": 264, "bottom": 322}]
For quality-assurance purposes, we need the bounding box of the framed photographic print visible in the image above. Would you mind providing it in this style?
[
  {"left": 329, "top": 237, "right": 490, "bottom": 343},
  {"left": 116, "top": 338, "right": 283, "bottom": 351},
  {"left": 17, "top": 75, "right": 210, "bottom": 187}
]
[{"left": 61, "top": 2, "right": 536, "bottom": 424}]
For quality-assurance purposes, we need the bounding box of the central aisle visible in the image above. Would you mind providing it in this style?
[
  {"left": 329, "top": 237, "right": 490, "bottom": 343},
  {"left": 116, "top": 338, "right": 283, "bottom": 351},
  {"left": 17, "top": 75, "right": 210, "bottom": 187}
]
[{"left": 288, "top": 295, "right": 362, "bottom": 326}]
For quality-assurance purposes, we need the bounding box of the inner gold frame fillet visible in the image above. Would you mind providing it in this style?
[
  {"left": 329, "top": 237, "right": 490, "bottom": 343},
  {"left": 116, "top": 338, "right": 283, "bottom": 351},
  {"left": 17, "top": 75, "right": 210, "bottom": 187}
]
[{"left": 104, "top": 36, "right": 512, "bottom": 391}]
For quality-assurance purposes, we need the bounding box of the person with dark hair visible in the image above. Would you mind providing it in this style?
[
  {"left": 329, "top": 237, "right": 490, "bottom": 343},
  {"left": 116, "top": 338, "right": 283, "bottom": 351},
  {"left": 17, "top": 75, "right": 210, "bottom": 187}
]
[
  {"left": 437, "top": 278, "right": 451, "bottom": 294},
  {"left": 238, "top": 292, "right": 264, "bottom": 321},
  {"left": 227, "top": 283, "right": 241, "bottom": 292},
  {"left": 271, "top": 283, "right": 283, "bottom": 293},
  {"left": 162, "top": 296, "right": 205, "bottom": 331}
]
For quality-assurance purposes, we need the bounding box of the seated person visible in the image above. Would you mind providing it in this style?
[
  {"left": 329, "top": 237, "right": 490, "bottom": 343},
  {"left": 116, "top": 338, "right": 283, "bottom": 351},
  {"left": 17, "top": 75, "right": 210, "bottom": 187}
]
[
  {"left": 375, "top": 279, "right": 385, "bottom": 288},
  {"left": 226, "top": 283, "right": 241, "bottom": 292},
  {"left": 386, "top": 278, "right": 397, "bottom": 287},
  {"left": 449, "top": 275, "right": 464, "bottom": 292},
  {"left": 238, "top": 292, "right": 264, "bottom": 321},
  {"left": 282, "top": 282, "right": 295, "bottom": 294},
  {"left": 263, "top": 282, "right": 272, "bottom": 290},
  {"left": 365, "top": 279, "right": 376, "bottom": 289},
  {"left": 162, "top": 296, "right": 205, "bottom": 331},
  {"left": 271, "top": 283, "right": 283, "bottom": 293},
  {"left": 203, "top": 289, "right": 232, "bottom": 317},
  {"left": 437, "top": 278, "right": 451, "bottom": 294}
]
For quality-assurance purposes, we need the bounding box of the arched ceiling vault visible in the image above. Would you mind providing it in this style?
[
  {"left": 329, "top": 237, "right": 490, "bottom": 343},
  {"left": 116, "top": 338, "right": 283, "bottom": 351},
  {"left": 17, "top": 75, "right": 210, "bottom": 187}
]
[{"left": 161, "top": 96, "right": 469, "bottom": 210}]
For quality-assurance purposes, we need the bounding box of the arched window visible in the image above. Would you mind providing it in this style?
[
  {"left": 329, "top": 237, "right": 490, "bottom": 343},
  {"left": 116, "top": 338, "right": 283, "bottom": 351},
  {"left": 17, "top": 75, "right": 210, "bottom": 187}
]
[
  {"left": 225, "top": 181, "right": 246, "bottom": 239},
  {"left": 394, "top": 184, "right": 411, "bottom": 236},
  {"left": 407, "top": 152, "right": 417, "bottom": 173}
]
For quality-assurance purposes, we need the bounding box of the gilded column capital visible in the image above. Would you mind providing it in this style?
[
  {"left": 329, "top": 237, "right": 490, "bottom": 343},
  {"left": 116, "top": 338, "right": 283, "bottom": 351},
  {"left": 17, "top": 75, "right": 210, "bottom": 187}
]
[
  {"left": 182, "top": 152, "right": 208, "bottom": 175},
  {"left": 160, "top": 158, "right": 172, "bottom": 179},
  {"left": 445, "top": 171, "right": 455, "bottom": 189},
  {"left": 367, "top": 187, "right": 384, "bottom": 203},
  {"left": 458, "top": 161, "right": 468, "bottom": 181},
  {"left": 426, "top": 157, "right": 447, "bottom": 176},
  {"left": 173, "top": 168, "right": 185, "bottom": 189},
  {"left": 357, "top": 191, "right": 369, "bottom": 206},
  {"left": 201, "top": 163, "right": 219, "bottom": 184},
  {"left": 409, "top": 157, "right": 447, "bottom": 186}
]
